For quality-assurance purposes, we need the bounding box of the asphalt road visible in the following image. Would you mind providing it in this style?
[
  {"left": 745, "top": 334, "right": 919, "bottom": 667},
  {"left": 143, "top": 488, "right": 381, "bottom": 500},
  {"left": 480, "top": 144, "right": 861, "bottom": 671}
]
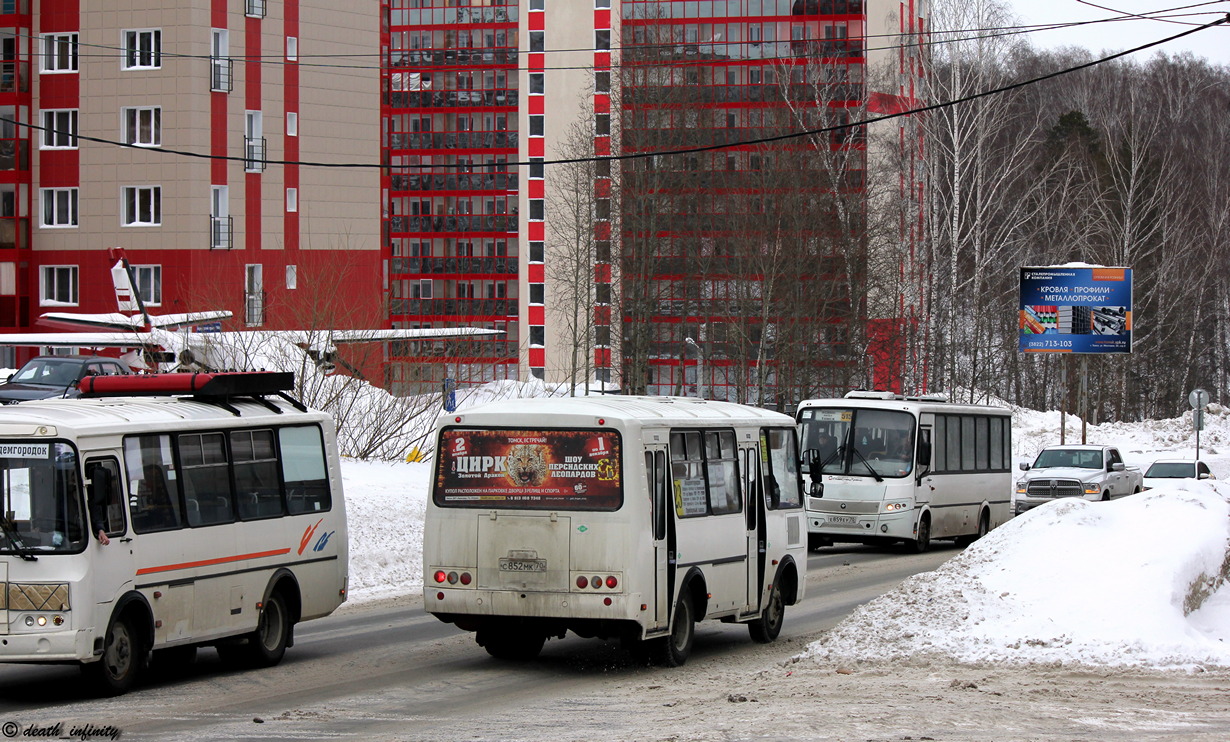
[{"left": 0, "top": 542, "right": 961, "bottom": 741}]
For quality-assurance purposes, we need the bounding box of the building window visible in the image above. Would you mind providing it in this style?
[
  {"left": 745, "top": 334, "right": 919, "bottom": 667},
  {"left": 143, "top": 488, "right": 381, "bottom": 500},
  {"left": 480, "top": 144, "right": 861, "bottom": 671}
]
[
  {"left": 286, "top": 36, "right": 298, "bottom": 61},
  {"left": 245, "top": 264, "right": 264, "bottom": 326},
  {"left": 529, "top": 283, "right": 544, "bottom": 305},
  {"left": 530, "top": 199, "right": 544, "bottom": 221},
  {"left": 530, "top": 241, "right": 544, "bottom": 263},
  {"left": 41, "top": 33, "right": 78, "bottom": 73},
  {"left": 529, "top": 326, "right": 545, "bottom": 346},
  {"left": 286, "top": 112, "right": 298, "bottom": 137},
  {"left": 40, "top": 109, "right": 78, "bottom": 149},
  {"left": 132, "top": 265, "right": 162, "bottom": 305},
  {"left": 123, "top": 29, "right": 161, "bottom": 70},
  {"left": 123, "top": 186, "right": 162, "bottom": 226},
  {"left": 529, "top": 73, "right": 544, "bottom": 95},
  {"left": 595, "top": 0, "right": 610, "bottom": 7},
  {"left": 286, "top": 187, "right": 298, "bottom": 212},
  {"left": 595, "top": 30, "right": 610, "bottom": 51},
  {"left": 40, "top": 188, "right": 78, "bottom": 227},
  {"left": 245, "top": 111, "right": 265, "bottom": 171},
  {"left": 529, "top": 115, "right": 544, "bottom": 137},
  {"left": 40, "top": 265, "right": 78, "bottom": 305},
  {"left": 530, "top": 31, "right": 544, "bottom": 53},
  {"left": 595, "top": 283, "right": 611, "bottom": 305},
  {"left": 530, "top": 0, "right": 544, "bottom": 9},
  {"left": 595, "top": 113, "right": 610, "bottom": 136},
  {"left": 529, "top": 157, "right": 544, "bottom": 179},
  {"left": 286, "top": 265, "right": 297, "bottom": 290},
  {"left": 211, "top": 29, "right": 232, "bottom": 92},
  {"left": 123, "top": 106, "right": 161, "bottom": 146},
  {"left": 246, "top": 0, "right": 266, "bottom": 18},
  {"left": 211, "top": 185, "right": 231, "bottom": 249},
  {"left": 595, "top": 71, "right": 610, "bottom": 92}
]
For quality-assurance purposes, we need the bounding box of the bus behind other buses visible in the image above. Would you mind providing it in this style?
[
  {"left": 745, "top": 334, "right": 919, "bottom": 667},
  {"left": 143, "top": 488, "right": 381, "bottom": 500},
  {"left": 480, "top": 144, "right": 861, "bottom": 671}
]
[
  {"left": 424, "top": 396, "right": 806, "bottom": 666},
  {"left": 0, "top": 372, "right": 347, "bottom": 694},
  {"left": 796, "top": 391, "right": 1012, "bottom": 552}
]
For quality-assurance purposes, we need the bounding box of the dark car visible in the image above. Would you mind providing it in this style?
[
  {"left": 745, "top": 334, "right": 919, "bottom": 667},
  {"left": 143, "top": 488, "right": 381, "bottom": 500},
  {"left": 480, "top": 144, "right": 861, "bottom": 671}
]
[{"left": 0, "top": 355, "right": 132, "bottom": 404}]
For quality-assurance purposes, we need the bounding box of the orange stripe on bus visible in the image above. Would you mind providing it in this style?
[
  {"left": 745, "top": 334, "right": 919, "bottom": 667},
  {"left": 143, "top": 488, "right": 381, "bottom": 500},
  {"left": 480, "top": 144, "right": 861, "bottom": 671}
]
[{"left": 135, "top": 548, "right": 292, "bottom": 576}]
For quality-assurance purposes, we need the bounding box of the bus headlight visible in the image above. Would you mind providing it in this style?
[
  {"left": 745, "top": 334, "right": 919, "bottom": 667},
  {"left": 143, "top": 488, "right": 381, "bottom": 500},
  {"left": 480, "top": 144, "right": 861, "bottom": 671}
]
[{"left": 883, "top": 501, "right": 910, "bottom": 512}]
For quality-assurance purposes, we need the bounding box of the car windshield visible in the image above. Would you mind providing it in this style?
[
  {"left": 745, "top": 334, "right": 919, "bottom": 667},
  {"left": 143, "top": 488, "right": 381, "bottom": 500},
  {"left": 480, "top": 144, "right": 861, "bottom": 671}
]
[
  {"left": 798, "top": 407, "right": 916, "bottom": 478},
  {"left": 0, "top": 441, "right": 86, "bottom": 554},
  {"left": 10, "top": 359, "right": 81, "bottom": 387},
  {"left": 1033, "top": 449, "right": 1103, "bottom": 469},
  {"left": 1144, "top": 462, "right": 1195, "bottom": 479}
]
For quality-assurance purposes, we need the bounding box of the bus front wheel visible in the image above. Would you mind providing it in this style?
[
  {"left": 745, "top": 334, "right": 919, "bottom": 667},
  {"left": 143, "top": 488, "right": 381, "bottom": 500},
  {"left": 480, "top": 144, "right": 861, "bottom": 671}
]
[
  {"left": 908, "top": 514, "right": 931, "bottom": 553},
  {"left": 748, "top": 582, "right": 784, "bottom": 644},
  {"left": 655, "top": 592, "right": 695, "bottom": 667},
  {"left": 82, "top": 614, "right": 143, "bottom": 696}
]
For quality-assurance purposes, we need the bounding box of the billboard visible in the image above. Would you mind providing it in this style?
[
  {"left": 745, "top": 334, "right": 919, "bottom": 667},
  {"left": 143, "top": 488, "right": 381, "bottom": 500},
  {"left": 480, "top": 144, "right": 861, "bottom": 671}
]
[
  {"left": 1019, "top": 266, "right": 1133, "bottom": 353},
  {"left": 433, "top": 428, "right": 622, "bottom": 511}
]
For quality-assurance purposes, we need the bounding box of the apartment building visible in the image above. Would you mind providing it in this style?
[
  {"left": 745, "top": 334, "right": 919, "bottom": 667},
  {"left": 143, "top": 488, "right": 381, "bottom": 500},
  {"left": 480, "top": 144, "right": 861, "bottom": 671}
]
[{"left": 2, "top": 0, "right": 384, "bottom": 368}]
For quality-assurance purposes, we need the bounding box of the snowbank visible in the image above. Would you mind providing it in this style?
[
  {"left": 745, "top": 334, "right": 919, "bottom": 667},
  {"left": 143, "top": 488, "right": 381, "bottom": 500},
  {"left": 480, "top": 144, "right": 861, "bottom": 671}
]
[{"left": 798, "top": 481, "right": 1230, "bottom": 671}]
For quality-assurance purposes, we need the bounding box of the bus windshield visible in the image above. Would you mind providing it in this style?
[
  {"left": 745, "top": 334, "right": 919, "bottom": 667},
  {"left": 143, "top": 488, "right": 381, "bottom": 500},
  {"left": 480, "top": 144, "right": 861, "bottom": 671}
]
[
  {"left": 0, "top": 441, "right": 86, "bottom": 554},
  {"left": 798, "top": 408, "right": 916, "bottom": 478},
  {"left": 433, "top": 428, "right": 623, "bottom": 511}
]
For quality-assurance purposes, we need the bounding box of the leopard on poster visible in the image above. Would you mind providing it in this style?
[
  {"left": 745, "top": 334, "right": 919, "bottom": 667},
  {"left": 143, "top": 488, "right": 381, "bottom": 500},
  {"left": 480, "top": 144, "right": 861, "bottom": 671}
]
[{"left": 433, "top": 428, "right": 622, "bottom": 510}]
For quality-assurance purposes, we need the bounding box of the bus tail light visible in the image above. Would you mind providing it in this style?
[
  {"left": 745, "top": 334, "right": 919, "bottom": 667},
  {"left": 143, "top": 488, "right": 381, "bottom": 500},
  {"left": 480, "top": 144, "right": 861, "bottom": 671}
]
[
  {"left": 605, "top": 576, "right": 618, "bottom": 589},
  {"left": 447, "top": 571, "right": 459, "bottom": 584},
  {"left": 576, "top": 576, "right": 589, "bottom": 589},
  {"left": 591, "top": 576, "right": 602, "bottom": 589},
  {"left": 433, "top": 570, "right": 447, "bottom": 584},
  {"left": 459, "top": 572, "right": 472, "bottom": 585}
]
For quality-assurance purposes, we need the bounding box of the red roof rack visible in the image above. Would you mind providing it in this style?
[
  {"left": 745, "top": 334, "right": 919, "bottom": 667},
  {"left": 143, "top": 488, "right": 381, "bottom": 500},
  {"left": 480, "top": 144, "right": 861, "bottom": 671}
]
[{"left": 78, "top": 372, "right": 304, "bottom": 415}]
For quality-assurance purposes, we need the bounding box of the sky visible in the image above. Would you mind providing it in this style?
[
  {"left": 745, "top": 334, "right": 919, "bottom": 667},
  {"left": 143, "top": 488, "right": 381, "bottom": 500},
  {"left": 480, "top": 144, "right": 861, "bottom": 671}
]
[
  {"left": 1007, "top": 0, "right": 1230, "bottom": 65},
  {"left": 339, "top": 378, "right": 1230, "bottom": 672}
]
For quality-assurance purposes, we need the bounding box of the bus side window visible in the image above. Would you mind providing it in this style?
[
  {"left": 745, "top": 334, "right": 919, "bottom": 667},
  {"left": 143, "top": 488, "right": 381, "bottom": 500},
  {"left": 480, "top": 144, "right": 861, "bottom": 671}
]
[
  {"left": 124, "top": 434, "right": 184, "bottom": 533},
  {"left": 179, "top": 432, "right": 234, "bottom": 526},
  {"left": 764, "top": 428, "right": 802, "bottom": 510},
  {"left": 233, "top": 429, "right": 282, "bottom": 519},
  {"left": 85, "top": 458, "right": 125, "bottom": 539},
  {"left": 646, "top": 450, "right": 667, "bottom": 540},
  {"left": 280, "top": 426, "right": 331, "bottom": 514},
  {"left": 743, "top": 448, "right": 759, "bottom": 529}
]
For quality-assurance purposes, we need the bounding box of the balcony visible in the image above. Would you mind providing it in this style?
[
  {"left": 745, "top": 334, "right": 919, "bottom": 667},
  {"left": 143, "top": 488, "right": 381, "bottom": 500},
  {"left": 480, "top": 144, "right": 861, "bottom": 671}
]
[
  {"left": 0, "top": 61, "right": 29, "bottom": 94},
  {"left": 390, "top": 171, "right": 517, "bottom": 192},
  {"left": 389, "top": 214, "right": 517, "bottom": 234},
  {"left": 0, "top": 137, "right": 28, "bottom": 171},
  {"left": 389, "top": 89, "right": 517, "bottom": 109},
  {"left": 209, "top": 215, "right": 233, "bottom": 250},
  {"left": 388, "top": 131, "right": 518, "bottom": 152},
  {"left": 211, "top": 58, "right": 233, "bottom": 92},
  {"left": 390, "top": 297, "right": 515, "bottom": 318},
  {"left": 244, "top": 136, "right": 266, "bottom": 172},
  {"left": 390, "top": 256, "right": 517, "bottom": 275}
]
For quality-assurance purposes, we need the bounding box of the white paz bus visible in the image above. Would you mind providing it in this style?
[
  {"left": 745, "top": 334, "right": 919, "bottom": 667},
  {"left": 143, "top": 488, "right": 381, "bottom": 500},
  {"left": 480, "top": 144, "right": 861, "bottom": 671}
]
[
  {"left": 0, "top": 372, "right": 347, "bottom": 695},
  {"left": 796, "top": 391, "right": 1013, "bottom": 551},
  {"left": 423, "top": 396, "right": 807, "bottom": 666}
]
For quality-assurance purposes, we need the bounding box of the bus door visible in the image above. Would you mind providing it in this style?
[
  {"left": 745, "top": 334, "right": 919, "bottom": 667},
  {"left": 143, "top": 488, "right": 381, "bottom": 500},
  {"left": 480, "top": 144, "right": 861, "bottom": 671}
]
[
  {"left": 914, "top": 419, "right": 934, "bottom": 518},
  {"left": 645, "top": 447, "right": 671, "bottom": 630},
  {"left": 742, "top": 446, "right": 764, "bottom": 612},
  {"left": 84, "top": 456, "right": 135, "bottom": 607}
]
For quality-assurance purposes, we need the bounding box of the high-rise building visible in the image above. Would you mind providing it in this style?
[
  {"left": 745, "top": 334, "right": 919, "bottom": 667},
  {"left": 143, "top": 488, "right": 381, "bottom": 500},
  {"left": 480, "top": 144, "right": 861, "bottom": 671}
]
[
  {"left": 384, "top": 0, "right": 927, "bottom": 401},
  {"left": 4, "top": 0, "right": 385, "bottom": 368}
]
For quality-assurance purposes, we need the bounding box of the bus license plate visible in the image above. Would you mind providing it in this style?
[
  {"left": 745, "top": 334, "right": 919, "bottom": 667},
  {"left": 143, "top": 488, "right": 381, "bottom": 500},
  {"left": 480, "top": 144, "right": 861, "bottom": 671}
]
[
  {"left": 499, "top": 558, "right": 547, "bottom": 573},
  {"left": 826, "top": 515, "right": 858, "bottom": 526}
]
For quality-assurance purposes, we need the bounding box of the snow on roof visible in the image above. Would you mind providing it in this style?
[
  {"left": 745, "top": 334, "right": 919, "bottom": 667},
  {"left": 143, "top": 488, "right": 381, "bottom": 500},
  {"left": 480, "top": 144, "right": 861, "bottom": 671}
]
[{"left": 797, "top": 480, "right": 1230, "bottom": 671}]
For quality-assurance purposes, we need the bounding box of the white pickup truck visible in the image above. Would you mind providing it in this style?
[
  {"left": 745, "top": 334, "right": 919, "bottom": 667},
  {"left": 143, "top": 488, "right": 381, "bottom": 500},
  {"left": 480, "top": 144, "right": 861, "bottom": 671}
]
[{"left": 1014, "top": 444, "right": 1143, "bottom": 515}]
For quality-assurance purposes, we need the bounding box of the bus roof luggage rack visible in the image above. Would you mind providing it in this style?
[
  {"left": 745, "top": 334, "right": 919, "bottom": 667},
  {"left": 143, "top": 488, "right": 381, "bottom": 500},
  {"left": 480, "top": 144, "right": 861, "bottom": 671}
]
[
  {"left": 844, "top": 390, "right": 950, "bottom": 403},
  {"left": 78, "top": 371, "right": 306, "bottom": 415}
]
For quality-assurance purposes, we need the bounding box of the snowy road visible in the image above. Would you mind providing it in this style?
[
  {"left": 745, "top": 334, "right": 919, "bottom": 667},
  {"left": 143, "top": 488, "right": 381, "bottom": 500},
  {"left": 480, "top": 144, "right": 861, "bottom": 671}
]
[{"left": 0, "top": 544, "right": 958, "bottom": 740}]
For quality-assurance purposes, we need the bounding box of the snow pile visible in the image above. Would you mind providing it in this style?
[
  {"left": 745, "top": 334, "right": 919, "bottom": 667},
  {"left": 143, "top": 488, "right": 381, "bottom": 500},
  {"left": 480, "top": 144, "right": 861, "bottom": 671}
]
[
  {"left": 799, "top": 480, "right": 1230, "bottom": 671},
  {"left": 340, "top": 459, "right": 432, "bottom": 603}
]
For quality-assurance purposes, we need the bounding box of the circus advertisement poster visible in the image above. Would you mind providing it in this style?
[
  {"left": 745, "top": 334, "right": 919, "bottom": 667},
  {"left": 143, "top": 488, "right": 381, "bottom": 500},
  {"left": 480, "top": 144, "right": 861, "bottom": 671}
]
[{"left": 434, "top": 428, "right": 623, "bottom": 511}]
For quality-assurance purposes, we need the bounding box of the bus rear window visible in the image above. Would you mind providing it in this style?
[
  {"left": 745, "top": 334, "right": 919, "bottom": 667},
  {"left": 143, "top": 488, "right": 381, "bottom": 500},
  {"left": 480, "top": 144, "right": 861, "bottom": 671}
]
[{"left": 433, "top": 428, "right": 622, "bottom": 511}]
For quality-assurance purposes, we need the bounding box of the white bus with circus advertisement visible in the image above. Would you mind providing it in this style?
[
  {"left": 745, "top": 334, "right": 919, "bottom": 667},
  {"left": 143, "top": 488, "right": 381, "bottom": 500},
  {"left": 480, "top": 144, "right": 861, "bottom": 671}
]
[
  {"left": 796, "top": 391, "right": 1013, "bottom": 552},
  {"left": 0, "top": 372, "right": 347, "bottom": 695},
  {"left": 423, "top": 396, "right": 807, "bottom": 666}
]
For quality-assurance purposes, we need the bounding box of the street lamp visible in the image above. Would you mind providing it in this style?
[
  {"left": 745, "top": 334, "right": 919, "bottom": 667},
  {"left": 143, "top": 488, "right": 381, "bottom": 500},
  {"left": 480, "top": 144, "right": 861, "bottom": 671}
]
[{"left": 684, "top": 337, "right": 705, "bottom": 400}]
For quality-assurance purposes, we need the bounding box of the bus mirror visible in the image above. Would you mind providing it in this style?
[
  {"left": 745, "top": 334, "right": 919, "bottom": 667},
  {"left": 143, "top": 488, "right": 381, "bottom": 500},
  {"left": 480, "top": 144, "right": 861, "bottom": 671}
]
[
  {"left": 802, "top": 449, "right": 823, "bottom": 484},
  {"left": 917, "top": 439, "right": 931, "bottom": 468},
  {"left": 810, "top": 481, "right": 824, "bottom": 498}
]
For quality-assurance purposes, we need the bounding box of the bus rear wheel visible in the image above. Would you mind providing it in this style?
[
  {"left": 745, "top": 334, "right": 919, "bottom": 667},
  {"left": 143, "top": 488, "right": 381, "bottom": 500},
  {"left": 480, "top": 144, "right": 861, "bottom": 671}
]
[
  {"left": 477, "top": 627, "right": 546, "bottom": 661},
  {"left": 654, "top": 592, "right": 695, "bottom": 667},
  {"left": 218, "top": 591, "right": 291, "bottom": 669},
  {"left": 748, "top": 582, "right": 784, "bottom": 644},
  {"left": 82, "top": 614, "right": 143, "bottom": 696}
]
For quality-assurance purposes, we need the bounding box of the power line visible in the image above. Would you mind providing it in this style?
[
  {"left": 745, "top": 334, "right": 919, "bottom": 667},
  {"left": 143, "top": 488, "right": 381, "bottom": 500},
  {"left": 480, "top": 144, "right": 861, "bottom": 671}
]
[{"left": 4, "top": 14, "right": 1225, "bottom": 173}]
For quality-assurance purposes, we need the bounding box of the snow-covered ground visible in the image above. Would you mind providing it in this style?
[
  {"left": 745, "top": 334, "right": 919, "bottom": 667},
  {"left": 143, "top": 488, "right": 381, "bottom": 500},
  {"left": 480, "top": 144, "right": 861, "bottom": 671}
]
[{"left": 342, "top": 391, "right": 1230, "bottom": 673}]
